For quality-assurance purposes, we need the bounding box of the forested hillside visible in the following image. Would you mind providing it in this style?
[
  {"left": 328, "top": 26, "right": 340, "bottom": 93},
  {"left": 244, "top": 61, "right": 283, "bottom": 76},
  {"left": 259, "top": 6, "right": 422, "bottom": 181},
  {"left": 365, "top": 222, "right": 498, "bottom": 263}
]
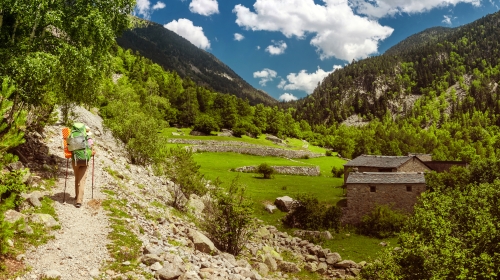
[
  {"left": 290, "top": 11, "right": 500, "bottom": 126},
  {"left": 116, "top": 18, "right": 277, "bottom": 106}
]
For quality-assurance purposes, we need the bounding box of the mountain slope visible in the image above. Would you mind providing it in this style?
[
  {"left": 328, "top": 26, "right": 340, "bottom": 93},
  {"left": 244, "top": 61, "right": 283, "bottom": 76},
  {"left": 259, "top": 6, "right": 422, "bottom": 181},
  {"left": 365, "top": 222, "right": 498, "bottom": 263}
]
[
  {"left": 385, "top": 26, "right": 457, "bottom": 56},
  {"left": 288, "top": 11, "right": 500, "bottom": 126},
  {"left": 116, "top": 19, "right": 277, "bottom": 106}
]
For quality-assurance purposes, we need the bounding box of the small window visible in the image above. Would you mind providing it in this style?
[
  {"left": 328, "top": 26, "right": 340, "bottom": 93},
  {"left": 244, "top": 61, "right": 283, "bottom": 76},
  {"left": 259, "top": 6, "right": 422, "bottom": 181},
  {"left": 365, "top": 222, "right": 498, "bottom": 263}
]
[
  {"left": 406, "top": 185, "right": 412, "bottom": 192},
  {"left": 370, "top": 186, "right": 376, "bottom": 192}
]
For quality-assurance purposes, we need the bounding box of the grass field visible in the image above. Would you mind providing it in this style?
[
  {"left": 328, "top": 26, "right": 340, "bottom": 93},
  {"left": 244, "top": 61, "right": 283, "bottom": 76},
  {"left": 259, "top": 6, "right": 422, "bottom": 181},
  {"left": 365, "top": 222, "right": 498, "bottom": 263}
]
[{"left": 164, "top": 130, "right": 393, "bottom": 263}]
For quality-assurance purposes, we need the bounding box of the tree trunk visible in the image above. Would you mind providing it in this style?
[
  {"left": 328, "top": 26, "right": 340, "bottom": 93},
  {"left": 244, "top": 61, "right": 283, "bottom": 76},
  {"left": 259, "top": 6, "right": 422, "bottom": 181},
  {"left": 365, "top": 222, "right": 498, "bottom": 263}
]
[{"left": 0, "top": 9, "right": 3, "bottom": 31}]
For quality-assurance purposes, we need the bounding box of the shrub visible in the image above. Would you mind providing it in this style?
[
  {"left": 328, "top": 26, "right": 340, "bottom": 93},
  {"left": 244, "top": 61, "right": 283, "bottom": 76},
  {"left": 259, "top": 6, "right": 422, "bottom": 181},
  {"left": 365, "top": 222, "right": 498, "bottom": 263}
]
[
  {"left": 232, "top": 120, "right": 261, "bottom": 138},
  {"left": 201, "top": 177, "right": 255, "bottom": 255},
  {"left": 153, "top": 146, "right": 206, "bottom": 210},
  {"left": 325, "top": 150, "right": 333, "bottom": 156},
  {"left": 331, "top": 166, "right": 344, "bottom": 178},
  {"left": 358, "top": 204, "right": 407, "bottom": 238},
  {"left": 283, "top": 194, "right": 341, "bottom": 231},
  {"left": 257, "top": 163, "right": 275, "bottom": 179}
]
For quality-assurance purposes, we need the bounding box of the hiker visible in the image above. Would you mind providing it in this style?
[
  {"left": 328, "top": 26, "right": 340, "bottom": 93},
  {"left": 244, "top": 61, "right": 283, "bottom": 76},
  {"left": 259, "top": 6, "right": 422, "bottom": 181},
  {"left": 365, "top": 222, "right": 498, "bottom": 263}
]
[{"left": 70, "top": 125, "right": 96, "bottom": 208}]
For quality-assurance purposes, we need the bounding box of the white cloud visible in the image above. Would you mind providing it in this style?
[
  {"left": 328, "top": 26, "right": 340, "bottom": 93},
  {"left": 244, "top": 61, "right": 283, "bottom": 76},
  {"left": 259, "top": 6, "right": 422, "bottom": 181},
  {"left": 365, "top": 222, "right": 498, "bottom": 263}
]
[
  {"left": 257, "top": 46, "right": 261, "bottom": 50},
  {"left": 279, "top": 93, "right": 299, "bottom": 102},
  {"left": 277, "top": 79, "right": 287, "bottom": 89},
  {"left": 152, "top": 1, "right": 166, "bottom": 10},
  {"left": 353, "top": 0, "right": 481, "bottom": 18},
  {"left": 135, "top": 0, "right": 165, "bottom": 19},
  {"left": 281, "top": 65, "right": 342, "bottom": 94},
  {"left": 164, "top": 19, "right": 211, "bottom": 50},
  {"left": 190, "top": 0, "right": 219, "bottom": 16},
  {"left": 265, "top": 40, "right": 287, "bottom": 55},
  {"left": 442, "top": 15, "right": 452, "bottom": 25},
  {"left": 233, "top": 0, "right": 394, "bottom": 61},
  {"left": 253, "top": 68, "right": 277, "bottom": 86},
  {"left": 234, "top": 33, "right": 245, "bottom": 41}
]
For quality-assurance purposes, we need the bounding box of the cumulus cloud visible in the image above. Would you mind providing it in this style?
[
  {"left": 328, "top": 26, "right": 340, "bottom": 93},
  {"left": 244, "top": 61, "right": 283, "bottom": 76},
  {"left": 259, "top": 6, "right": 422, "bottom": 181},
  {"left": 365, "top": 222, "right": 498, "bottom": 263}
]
[
  {"left": 152, "top": 1, "right": 166, "bottom": 10},
  {"left": 233, "top": 0, "right": 394, "bottom": 61},
  {"left": 277, "top": 79, "right": 287, "bottom": 89},
  {"left": 265, "top": 40, "right": 287, "bottom": 55},
  {"left": 135, "top": 0, "right": 166, "bottom": 19},
  {"left": 253, "top": 68, "right": 277, "bottom": 86},
  {"left": 164, "top": 19, "right": 211, "bottom": 49},
  {"left": 353, "top": 0, "right": 481, "bottom": 18},
  {"left": 279, "top": 93, "right": 299, "bottom": 102},
  {"left": 234, "top": 33, "right": 245, "bottom": 41},
  {"left": 281, "top": 65, "right": 342, "bottom": 94},
  {"left": 190, "top": 0, "right": 219, "bottom": 16}
]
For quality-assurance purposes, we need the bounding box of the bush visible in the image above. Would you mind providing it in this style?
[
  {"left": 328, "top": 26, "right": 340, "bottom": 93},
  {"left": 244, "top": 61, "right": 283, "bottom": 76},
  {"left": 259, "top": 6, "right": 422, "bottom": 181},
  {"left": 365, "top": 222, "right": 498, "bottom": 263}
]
[
  {"left": 358, "top": 204, "right": 407, "bottom": 238},
  {"left": 232, "top": 120, "right": 261, "bottom": 138},
  {"left": 283, "top": 194, "right": 341, "bottom": 231},
  {"left": 257, "top": 163, "right": 274, "bottom": 179},
  {"left": 201, "top": 176, "right": 255, "bottom": 255},
  {"left": 325, "top": 150, "right": 333, "bottom": 156},
  {"left": 153, "top": 146, "right": 206, "bottom": 210},
  {"left": 331, "top": 166, "right": 344, "bottom": 178}
]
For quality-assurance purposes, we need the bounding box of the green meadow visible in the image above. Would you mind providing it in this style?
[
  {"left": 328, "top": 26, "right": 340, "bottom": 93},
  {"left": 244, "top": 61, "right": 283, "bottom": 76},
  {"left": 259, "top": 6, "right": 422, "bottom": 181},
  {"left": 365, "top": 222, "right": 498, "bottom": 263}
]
[{"left": 164, "top": 129, "right": 394, "bottom": 262}]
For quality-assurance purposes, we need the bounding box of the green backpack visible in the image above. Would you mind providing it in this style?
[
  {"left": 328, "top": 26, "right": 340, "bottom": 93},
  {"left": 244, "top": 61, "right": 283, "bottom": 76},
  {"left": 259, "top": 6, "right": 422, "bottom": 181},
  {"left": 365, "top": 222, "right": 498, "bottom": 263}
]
[{"left": 67, "top": 123, "right": 92, "bottom": 163}]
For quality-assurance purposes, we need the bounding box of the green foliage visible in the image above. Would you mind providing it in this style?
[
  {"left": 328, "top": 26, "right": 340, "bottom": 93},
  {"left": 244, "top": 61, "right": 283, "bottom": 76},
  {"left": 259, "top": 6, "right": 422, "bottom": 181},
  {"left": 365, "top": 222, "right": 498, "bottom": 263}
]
[
  {"left": 201, "top": 176, "right": 255, "bottom": 255},
  {"left": 154, "top": 146, "right": 206, "bottom": 210},
  {"left": 257, "top": 163, "right": 275, "bottom": 179},
  {"left": 359, "top": 204, "right": 408, "bottom": 239},
  {"left": 0, "top": 195, "right": 16, "bottom": 255},
  {"left": 361, "top": 159, "right": 500, "bottom": 279},
  {"left": 193, "top": 114, "right": 219, "bottom": 135},
  {"left": 283, "top": 194, "right": 341, "bottom": 231},
  {"left": 232, "top": 119, "right": 261, "bottom": 138},
  {"left": 331, "top": 166, "right": 344, "bottom": 178},
  {"left": 325, "top": 150, "right": 333, "bottom": 156}
]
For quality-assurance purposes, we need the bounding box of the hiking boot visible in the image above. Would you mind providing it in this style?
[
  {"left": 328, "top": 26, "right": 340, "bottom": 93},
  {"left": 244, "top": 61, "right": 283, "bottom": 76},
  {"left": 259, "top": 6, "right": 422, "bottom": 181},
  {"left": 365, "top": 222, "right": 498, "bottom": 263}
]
[{"left": 75, "top": 203, "right": 82, "bottom": 208}]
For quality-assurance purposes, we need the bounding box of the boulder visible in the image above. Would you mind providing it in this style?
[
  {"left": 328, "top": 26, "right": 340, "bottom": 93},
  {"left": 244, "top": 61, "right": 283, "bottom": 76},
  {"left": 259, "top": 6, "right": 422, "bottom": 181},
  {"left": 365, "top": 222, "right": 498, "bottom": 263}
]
[
  {"left": 143, "top": 245, "right": 164, "bottom": 256},
  {"left": 334, "top": 260, "right": 359, "bottom": 269},
  {"left": 265, "top": 135, "right": 284, "bottom": 144},
  {"left": 179, "top": 271, "right": 202, "bottom": 280},
  {"left": 255, "top": 227, "right": 271, "bottom": 239},
  {"left": 141, "top": 254, "right": 163, "bottom": 266},
  {"left": 150, "top": 262, "right": 163, "bottom": 271},
  {"left": 261, "top": 246, "right": 282, "bottom": 261},
  {"left": 274, "top": 196, "right": 294, "bottom": 212},
  {"left": 263, "top": 254, "right": 277, "bottom": 271},
  {"left": 305, "top": 254, "right": 318, "bottom": 262},
  {"left": 253, "top": 262, "right": 269, "bottom": 276},
  {"left": 304, "top": 262, "right": 317, "bottom": 272},
  {"left": 156, "top": 263, "right": 183, "bottom": 280},
  {"left": 27, "top": 191, "right": 43, "bottom": 207},
  {"left": 316, "top": 262, "right": 328, "bottom": 274},
  {"left": 326, "top": 252, "right": 342, "bottom": 265},
  {"left": 43, "top": 270, "right": 62, "bottom": 278},
  {"left": 188, "top": 229, "right": 217, "bottom": 255},
  {"left": 187, "top": 194, "right": 205, "bottom": 216},
  {"left": 4, "top": 210, "right": 26, "bottom": 224},
  {"left": 264, "top": 204, "right": 277, "bottom": 213},
  {"left": 278, "top": 261, "right": 301, "bottom": 273},
  {"left": 29, "top": 213, "right": 59, "bottom": 228}
]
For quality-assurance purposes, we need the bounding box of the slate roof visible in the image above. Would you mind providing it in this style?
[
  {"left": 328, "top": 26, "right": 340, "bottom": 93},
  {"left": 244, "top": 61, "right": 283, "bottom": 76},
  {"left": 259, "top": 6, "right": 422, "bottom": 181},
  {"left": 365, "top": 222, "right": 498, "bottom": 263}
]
[
  {"left": 344, "top": 155, "right": 412, "bottom": 168},
  {"left": 346, "top": 172, "right": 426, "bottom": 184}
]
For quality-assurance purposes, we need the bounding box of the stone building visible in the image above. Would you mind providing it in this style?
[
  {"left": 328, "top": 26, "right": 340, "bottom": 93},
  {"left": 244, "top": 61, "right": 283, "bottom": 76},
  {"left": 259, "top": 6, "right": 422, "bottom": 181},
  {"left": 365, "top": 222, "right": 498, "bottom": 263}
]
[
  {"left": 343, "top": 155, "right": 430, "bottom": 184},
  {"left": 342, "top": 172, "right": 426, "bottom": 224}
]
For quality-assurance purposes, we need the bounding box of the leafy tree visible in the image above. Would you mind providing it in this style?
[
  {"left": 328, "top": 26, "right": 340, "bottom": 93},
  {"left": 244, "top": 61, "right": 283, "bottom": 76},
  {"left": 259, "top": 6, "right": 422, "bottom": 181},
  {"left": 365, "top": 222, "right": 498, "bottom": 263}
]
[
  {"left": 283, "top": 194, "right": 341, "bottom": 231},
  {"left": 257, "top": 163, "right": 275, "bottom": 179},
  {"left": 201, "top": 176, "right": 255, "bottom": 255},
  {"left": 193, "top": 114, "right": 219, "bottom": 135},
  {"left": 358, "top": 204, "right": 408, "bottom": 238}
]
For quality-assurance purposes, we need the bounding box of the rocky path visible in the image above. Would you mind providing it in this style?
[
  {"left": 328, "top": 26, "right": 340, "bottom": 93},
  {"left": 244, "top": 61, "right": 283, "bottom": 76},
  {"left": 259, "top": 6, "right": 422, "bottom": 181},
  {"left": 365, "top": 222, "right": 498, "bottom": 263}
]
[{"left": 20, "top": 108, "right": 119, "bottom": 280}]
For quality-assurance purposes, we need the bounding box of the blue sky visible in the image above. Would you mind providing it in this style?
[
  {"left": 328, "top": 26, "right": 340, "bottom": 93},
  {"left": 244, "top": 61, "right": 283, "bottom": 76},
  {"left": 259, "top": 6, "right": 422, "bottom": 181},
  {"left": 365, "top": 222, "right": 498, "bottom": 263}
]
[{"left": 134, "top": 0, "right": 499, "bottom": 102}]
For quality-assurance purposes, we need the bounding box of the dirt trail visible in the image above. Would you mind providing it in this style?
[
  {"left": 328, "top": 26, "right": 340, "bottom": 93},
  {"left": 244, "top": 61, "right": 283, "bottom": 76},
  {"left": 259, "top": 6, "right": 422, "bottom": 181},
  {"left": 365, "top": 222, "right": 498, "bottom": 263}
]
[{"left": 20, "top": 107, "right": 120, "bottom": 280}]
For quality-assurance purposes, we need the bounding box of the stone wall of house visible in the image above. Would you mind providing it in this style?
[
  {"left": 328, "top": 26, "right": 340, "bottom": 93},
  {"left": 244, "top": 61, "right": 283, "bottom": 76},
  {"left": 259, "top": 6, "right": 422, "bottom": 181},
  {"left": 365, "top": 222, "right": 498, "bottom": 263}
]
[
  {"left": 398, "top": 158, "right": 430, "bottom": 172},
  {"left": 236, "top": 166, "right": 320, "bottom": 176},
  {"left": 342, "top": 183, "right": 426, "bottom": 224}
]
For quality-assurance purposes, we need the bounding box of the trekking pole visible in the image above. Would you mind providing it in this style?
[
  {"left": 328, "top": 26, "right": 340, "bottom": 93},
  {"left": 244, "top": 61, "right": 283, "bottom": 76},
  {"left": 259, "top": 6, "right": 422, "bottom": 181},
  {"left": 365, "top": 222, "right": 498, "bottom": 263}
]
[
  {"left": 92, "top": 154, "right": 95, "bottom": 199},
  {"left": 63, "top": 158, "right": 68, "bottom": 203}
]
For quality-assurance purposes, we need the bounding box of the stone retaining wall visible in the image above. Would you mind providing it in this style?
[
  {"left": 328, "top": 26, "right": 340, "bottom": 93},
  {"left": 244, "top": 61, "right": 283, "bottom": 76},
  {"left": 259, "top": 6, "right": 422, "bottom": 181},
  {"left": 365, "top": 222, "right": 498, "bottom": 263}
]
[
  {"left": 168, "top": 139, "right": 323, "bottom": 159},
  {"left": 236, "top": 166, "right": 320, "bottom": 176}
]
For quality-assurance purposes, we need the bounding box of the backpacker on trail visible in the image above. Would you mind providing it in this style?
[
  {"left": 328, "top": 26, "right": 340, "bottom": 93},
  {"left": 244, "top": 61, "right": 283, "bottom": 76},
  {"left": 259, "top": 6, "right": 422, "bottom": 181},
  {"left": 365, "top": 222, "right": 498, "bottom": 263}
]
[{"left": 67, "top": 123, "right": 93, "bottom": 165}]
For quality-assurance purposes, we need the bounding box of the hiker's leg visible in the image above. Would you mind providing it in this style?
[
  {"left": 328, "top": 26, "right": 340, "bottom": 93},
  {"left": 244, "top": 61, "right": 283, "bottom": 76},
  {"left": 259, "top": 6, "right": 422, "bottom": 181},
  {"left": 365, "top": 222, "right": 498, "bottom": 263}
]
[
  {"left": 72, "top": 162, "right": 79, "bottom": 201},
  {"left": 74, "top": 163, "right": 88, "bottom": 204}
]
